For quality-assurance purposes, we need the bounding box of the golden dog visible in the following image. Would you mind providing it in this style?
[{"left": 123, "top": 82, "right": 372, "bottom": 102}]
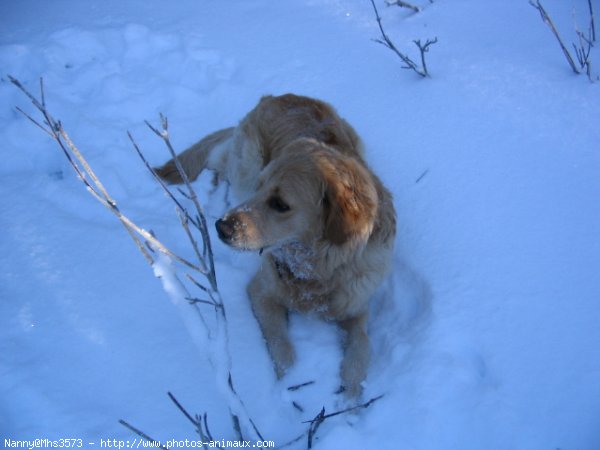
[{"left": 155, "top": 94, "right": 396, "bottom": 397}]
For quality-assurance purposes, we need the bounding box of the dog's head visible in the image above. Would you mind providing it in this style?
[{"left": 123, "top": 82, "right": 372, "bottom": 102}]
[{"left": 215, "top": 139, "right": 379, "bottom": 252}]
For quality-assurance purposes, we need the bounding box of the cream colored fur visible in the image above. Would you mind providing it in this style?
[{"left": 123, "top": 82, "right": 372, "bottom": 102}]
[{"left": 155, "top": 94, "right": 396, "bottom": 397}]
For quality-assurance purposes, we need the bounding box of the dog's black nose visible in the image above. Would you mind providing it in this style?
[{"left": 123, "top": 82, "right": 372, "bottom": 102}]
[{"left": 215, "top": 217, "right": 235, "bottom": 241}]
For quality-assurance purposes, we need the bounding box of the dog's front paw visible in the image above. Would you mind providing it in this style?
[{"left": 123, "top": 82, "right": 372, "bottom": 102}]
[
  {"left": 340, "top": 359, "right": 366, "bottom": 399},
  {"left": 270, "top": 338, "right": 296, "bottom": 378}
]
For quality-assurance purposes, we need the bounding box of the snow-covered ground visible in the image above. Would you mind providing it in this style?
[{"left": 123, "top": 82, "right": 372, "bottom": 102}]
[{"left": 2, "top": 1, "right": 600, "bottom": 449}]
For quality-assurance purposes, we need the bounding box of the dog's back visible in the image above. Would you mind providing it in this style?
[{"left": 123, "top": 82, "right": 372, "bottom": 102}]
[
  {"left": 154, "top": 94, "right": 364, "bottom": 188},
  {"left": 246, "top": 94, "right": 364, "bottom": 164}
]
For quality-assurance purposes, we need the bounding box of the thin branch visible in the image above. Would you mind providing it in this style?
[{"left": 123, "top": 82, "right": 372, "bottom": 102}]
[
  {"left": 167, "top": 392, "right": 210, "bottom": 445},
  {"left": 9, "top": 76, "right": 156, "bottom": 266},
  {"left": 127, "top": 131, "right": 196, "bottom": 226},
  {"left": 186, "top": 297, "right": 217, "bottom": 307},
  {"left": 573, "top": 36, "right": 592, "bottom": 71},
  {"left": 385, "top": 0, "right": 420, "bottom": 13},
  {"left": 145, "top": 117, "right": 218, "bottom": 292},
  {"left": 588, "top": 0, "right": 596, "bottom": 43},
  {"left": 118, "top": 420, "right": 169, "bottom": 450},
  {"left": 177, "top": 209, "right": 207, "bottom": 276},
  {"left": 287, "top": 380, "right": 316, "bottom": 392},
  {"left": 59, "top": 132, "right": 200, "bottom": 268},
  {"left": 292, "top": 401, "right": 304, "bottom": 413},
  {"left": 231, "top": 414, "right": 244, "bottom": 442},
  {"left": 370, "top": 0, "right": 419, "bottom": 72},
  {"left": 530, "top": 0, "right": 580, "bottom": 74},
  {"left": 415, "top": 37, "right": 438, "bottom": 77},
  {"left": 369, "top": 0, "right": 437, "bottom": 77},
  {"left": 415, "top": 168, "right": 429, "bottom": 184},
  {"left": 14, "top": 106, "right": 53, "bottom": 137},
  {"left": 129, "top": 131, "right": 214, "bottom": 269},
  {"left": 303, "top": 394, "right": 385, "bottom": 425},
  {"left": 303, "top": 395, "right": 385, "bottom": 449},
  {"left": 225, "top": 373, "right": 265, "bottom": 442},
  {"left": 168, "top": 392, "right": 198, "bottom": 427},
  {"left": 58, "top": 123, "right": 116, "bottom": 207},
  {"left": 39, "top": 78, "right": 46, "bottom": 107},
  {"left": 573, "top": 5, "right": 596, "bottom": 81},
  {"left": 307, "top": 408, "right": 325, "bottom": 449},
  {"left": 185, "top": 273, "right": 211, "bottom": 294},
  {"left": 201, "top": 413, "right": 214, "bottom": 441}
]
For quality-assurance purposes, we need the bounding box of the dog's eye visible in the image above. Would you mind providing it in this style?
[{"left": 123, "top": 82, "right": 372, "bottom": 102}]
[{"left": 267, "top": 196, "right": 291, "bottom": 213}]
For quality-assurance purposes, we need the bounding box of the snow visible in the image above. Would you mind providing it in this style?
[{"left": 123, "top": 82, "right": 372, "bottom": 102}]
[
  {"left": 1, "top": 0, "right": 600, "bottom": 449},
  {"left": 271, "top": 242, "right": 318, "bottom": 281}
]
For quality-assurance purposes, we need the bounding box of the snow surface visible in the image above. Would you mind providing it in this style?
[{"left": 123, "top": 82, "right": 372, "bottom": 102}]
[{"left": 2, "top": 0, "right": 600, "bottom": 449}]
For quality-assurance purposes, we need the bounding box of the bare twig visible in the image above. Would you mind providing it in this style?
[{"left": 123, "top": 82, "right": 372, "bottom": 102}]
[
  {"left": 530, "top": 0, "right": 580, "bottom": 74},
  {"left": 9, "top": 76, "right": 156, "bottom": 266},
  {"left": 415, "top": 168, "right": 429, "bottom": 184},
  {"left": 167, "top": 392, "right": 211, "bottom": 445},
  {"left": 145, "top": 117, "right": 218, "bottom": 292},
  {"left": 303, "top": 395, "right": 384, "bottom": 449},
  {"left": 14, "top": 106, "right": 54, "bottom": 138},
  {"left": 127, "top": 131, "right": 199, "bottom": 228},
  {"left": 185, "top": 273, "right": 211, "bottom": 293},
  {"left": 186, "top": 297, "right": 217, "bottom": 307},
  {"left": 280, "top": 394, "right": 385, "bottom": 449},
  {"left": 118, "top": 420, "right": 169, "bottom": 450},
  {"left": 573, "top": 5, "right": 596, "bottom": 81},
  {"left": 292, "top": 401, "right": 304, "bottom": 413},
  {"left": 8, "top": 77, "right": 219, "bottom": 273},
  {"left": 385, "top": 0, "right": 420, "bottom": 13},
  {"left": 588, "top": 0, "right": 596, "bottom": 42},
  {"left": 287, "top": 381, "right": 316, "bottom": 392},
  {"left": 414, "top": 37, "right": 438, "bottom": 77},
  {"left": 574, "top": 32, "right": 593, "bottom": 78},
  {"left": 177, "top": 209, "right": 208, "bottom": 279},
  {"left": 370, "top": 0, "right": 437, "bottom": 77},
  {"left": 202, "top": 413, "right": 214, "bottom": 441},
  {"left": 303, "top": 394, "right": 384, "bottom": 425},
  {"left": 307, "top": 407, "right": 325, "bottom": 449},
  {"left": 226, "top": 373, "right": 265, "bottom": 441},
  {"left": 531, "top": 0, "right": 598, "bottom": 81}
]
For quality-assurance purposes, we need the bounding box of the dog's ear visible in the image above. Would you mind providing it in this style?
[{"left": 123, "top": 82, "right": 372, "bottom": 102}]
[{"left": 319, "top": 152, "right": 379, "bottom": 246}]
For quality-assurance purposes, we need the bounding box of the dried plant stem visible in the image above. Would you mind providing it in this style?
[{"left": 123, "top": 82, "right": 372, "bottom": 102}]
[
  {"left": 10, "top": 75, "right": 261, "bottom": 442},
  {"left": 118, "top": 420, "right": 169, "bottom": 450},
  {"left": 385, "top": 0, "right": 420, "bottom": 13},
  {"left": 277, "top": 394, "right": 385, "bottom": 449},
  {"left": 168, "top": 392, "right": 213, "bottom": 444},
  {"left": 305, "top": 395, "right": 384, "bottom": 449},
  {"left": 588, "top": 0, "right": 596, "bottom": 42},
  {"left": 531, "top": 0, "right": 598, "bottom": 81},
  {"left": 530, "top": 0, "right": 580, "bottom": 74},
  {"left": 415, "top": 38, "right": 437, "bottom": 76},
  {"left": 145, "top": 117, "right": 218, "bottom": 291},
  {"left": 369, "top": 0, "right": 437, "bottom": 77},
  {"left": 132, "top": 119, "right": 262, "bottom": 441},
  {"left": 573, "top": 2, "right": 597, "bottom": 81}
]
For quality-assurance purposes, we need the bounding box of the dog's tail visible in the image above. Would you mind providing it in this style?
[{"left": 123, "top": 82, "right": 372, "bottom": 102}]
[{"left": 154, "top": 127, "right": 235, "bottom": 184}]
